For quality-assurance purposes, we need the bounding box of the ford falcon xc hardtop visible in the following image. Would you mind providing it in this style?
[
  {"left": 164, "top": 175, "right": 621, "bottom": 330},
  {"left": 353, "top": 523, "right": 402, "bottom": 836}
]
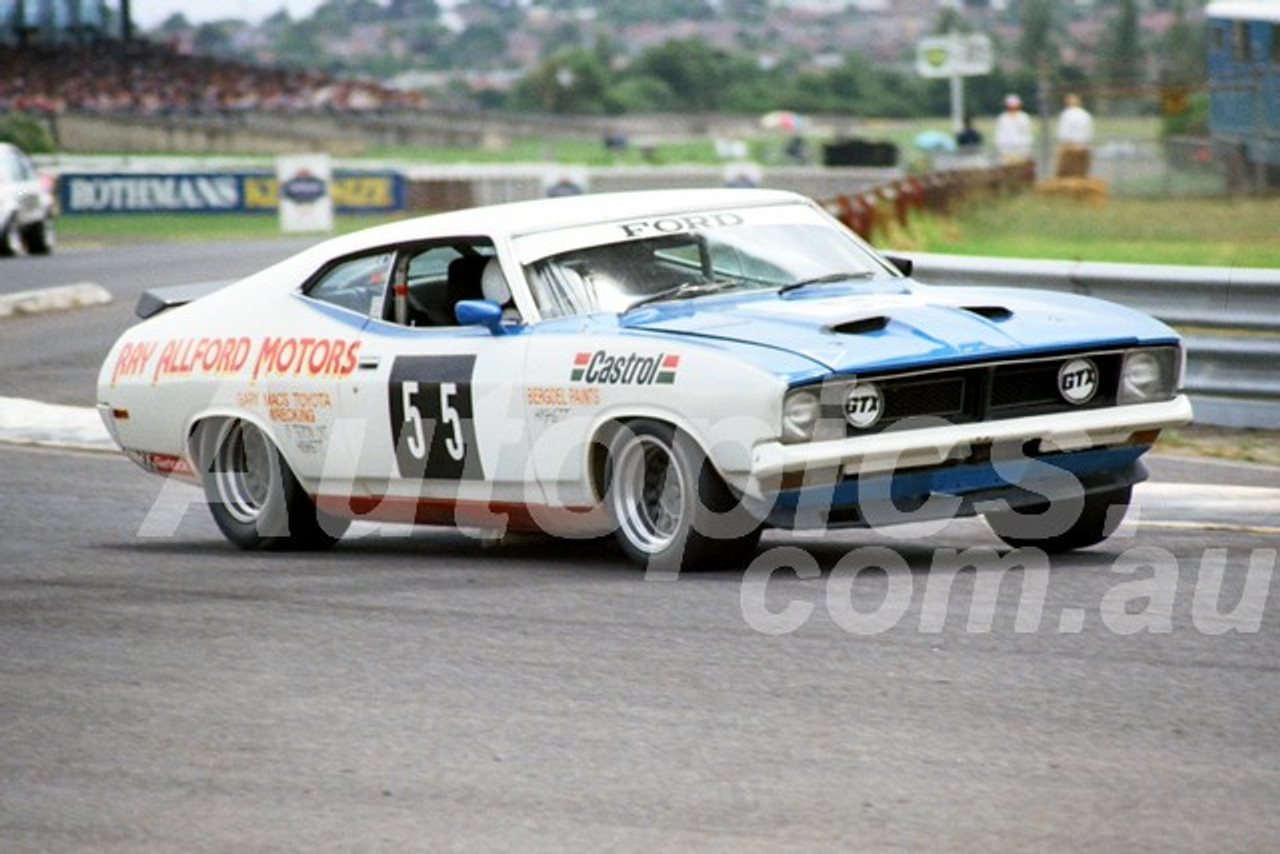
[{"left": 98, "top": 189, "right": 1191, "bottom": 571}]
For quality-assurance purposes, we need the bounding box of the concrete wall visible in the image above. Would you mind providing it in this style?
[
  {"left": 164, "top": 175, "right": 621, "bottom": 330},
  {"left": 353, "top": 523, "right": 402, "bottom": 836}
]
[
  {"left": 399, "top": 164, "right": 900, "bottom": 211},
  {"left": 43, "top": 109, "right": 867, "bottom": 157},
  {"left": 50, "top": 112, "right": 368, "bottom": 156}
]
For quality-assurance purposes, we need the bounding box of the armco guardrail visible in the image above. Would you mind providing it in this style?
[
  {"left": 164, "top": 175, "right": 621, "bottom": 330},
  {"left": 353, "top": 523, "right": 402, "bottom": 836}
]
[
  {"left": 898, "top": 253, "right": 1280, "bottom": 335},
  {"left": 901, "top": 252, "right": 1280, "bottom": 430}
]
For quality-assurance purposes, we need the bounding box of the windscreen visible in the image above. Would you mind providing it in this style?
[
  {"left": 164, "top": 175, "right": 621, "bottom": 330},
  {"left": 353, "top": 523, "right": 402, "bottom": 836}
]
[{"left": 517, "top": 202, "right": 900, "bottom": 320}]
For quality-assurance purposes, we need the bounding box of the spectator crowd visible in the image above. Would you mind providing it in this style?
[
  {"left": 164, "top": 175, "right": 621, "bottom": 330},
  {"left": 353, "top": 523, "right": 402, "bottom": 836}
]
[{"left": 0, "top": 40, "right": 422, "bottom": 117}]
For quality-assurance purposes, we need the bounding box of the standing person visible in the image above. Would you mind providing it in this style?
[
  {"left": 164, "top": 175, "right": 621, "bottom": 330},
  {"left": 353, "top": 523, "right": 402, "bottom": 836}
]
[
  {"left": 956, "top": 115, "right": 983, "bottom": 150},
  {"left": 994, "top": 94, "right": 1034, "bottom": 165},
  {"left": 1055, "top": 93, "right": 1095, "bottom": 178}
]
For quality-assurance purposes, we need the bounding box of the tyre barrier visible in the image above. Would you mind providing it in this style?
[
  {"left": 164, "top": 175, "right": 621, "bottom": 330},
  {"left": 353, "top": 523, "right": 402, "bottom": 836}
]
[{"left": 820, "top": 162, "right": 1036, "bottom": 241}]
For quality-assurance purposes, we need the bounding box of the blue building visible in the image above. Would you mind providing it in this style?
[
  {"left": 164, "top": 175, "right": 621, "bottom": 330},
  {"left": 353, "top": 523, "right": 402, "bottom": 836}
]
[
  {"left": 1206, "top": 1, "right": 1280, "bottom": 190},
  {"left": 1, "top": 0, "right": 109, "bottom": 44}
]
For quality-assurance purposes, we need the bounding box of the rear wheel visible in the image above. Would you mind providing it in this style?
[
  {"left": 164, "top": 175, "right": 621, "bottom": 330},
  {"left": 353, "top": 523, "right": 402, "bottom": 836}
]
[
  {"left": 0, "top": 216, "right": 22, "bottom": 257},
  {"left": 21, "top": 217, "right": 54, "bottom": 255},
  {"left": 605, "top": 420, "right": 761, "bottom": 573},
  {"left": 200, "top": 419, "right": 346, "bottom": 550},
  {"left": 986, "top": 485, "right": 1132, "bottom": 553}
]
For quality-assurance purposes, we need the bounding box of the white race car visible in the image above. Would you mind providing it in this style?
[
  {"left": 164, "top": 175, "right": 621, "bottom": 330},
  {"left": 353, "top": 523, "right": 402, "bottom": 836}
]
[
  {"left": 98, "top": 189, "right": 1191, "bottom": 571},
  {"left": 0, "top": 142, "right": 56, "bottom": 256}
]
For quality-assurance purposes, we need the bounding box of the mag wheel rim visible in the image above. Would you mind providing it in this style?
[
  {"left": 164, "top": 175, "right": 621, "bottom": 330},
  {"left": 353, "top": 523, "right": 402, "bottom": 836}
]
[
  {"left": 613, "top": 434, "right": 688, "bottom": 555},
  {"left": 213, "top": 422, "right": 273, "bottom": 524}
]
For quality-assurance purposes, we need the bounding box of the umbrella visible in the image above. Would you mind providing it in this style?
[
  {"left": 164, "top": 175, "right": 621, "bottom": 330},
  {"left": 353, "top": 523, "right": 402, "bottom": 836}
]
[
  {"left": 913, "top": 129, "right": 957, "bottom": 152},
  {"left": 760, "top": 110, "right": 806, "bottom": 131}
]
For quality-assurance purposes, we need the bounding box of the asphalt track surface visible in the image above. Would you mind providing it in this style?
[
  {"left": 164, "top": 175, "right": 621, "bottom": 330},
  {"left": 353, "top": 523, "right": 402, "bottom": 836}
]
[{"left": 2, "top": 242, "right": 1278, "bottom": 851}]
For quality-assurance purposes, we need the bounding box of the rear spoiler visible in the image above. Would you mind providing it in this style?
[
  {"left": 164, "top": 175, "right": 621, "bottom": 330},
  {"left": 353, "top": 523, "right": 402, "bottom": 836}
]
[{"left": 135, "top": 280, "right": 235, "bottom": 319}]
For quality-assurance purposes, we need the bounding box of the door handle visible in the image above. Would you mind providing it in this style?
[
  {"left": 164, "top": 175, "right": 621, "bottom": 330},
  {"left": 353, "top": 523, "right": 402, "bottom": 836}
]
[{"left": 358, "top": 354, "right": 381, "bottom": 370}]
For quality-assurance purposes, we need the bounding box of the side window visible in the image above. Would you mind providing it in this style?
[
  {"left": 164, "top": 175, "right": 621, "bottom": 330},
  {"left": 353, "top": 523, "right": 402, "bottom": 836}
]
[
  {"left": 394, "top": 241, "right": 495, "bottom": 328},
  {"left": 304, "top": 252, "right": 394, "bottom": 317},
  {"left": 15, "top": 152, "right": 36, "bottom": 182},
  {"left": 653, "top": 238, "right": 706, "bottom": 277}
]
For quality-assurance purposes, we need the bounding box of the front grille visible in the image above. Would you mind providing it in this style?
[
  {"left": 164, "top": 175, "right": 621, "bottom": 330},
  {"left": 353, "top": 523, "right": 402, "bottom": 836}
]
[
  {"left": 883, "top": 376, "right": 970, "bottom": 422},
  {"left": 813, "top": 350, "right": 1124, "bottom": 436},
  {"left": 989, "top": 361, "right": 1064, "bottom": 409}
]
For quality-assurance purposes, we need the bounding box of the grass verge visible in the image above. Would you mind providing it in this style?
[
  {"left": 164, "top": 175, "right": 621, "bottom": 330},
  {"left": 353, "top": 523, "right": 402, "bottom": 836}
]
[
  {"left": 1159, "top": 425, "right": 1280, "bottom": 467},
  {"left": 899, "top": 194, "right": 1280, "bottom": 268}
]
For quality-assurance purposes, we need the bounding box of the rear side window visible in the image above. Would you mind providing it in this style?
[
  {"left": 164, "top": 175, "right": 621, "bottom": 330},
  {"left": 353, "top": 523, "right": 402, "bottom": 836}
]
[{"left": 304, "top": 252, "right": 394, "bottom": 317}]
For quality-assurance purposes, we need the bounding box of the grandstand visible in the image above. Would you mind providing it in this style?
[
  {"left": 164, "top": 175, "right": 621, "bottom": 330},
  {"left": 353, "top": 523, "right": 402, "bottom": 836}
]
[{"left": 0, "top": 3, "right": 441, "bottom": 155}]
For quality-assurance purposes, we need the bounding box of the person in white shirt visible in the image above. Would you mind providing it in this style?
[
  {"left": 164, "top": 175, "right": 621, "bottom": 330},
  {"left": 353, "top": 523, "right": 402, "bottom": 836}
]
[
  {"left": 1055, "top": 93, "right": 1095, "bottom": 178},
  {"left": 994, "top": 94, "right": 1034, "bottom": 165}
]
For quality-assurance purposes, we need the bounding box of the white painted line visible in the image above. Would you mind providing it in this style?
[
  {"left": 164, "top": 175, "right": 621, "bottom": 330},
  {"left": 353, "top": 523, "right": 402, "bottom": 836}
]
[
  {"left": 1136, "top": 482, "right": 1280, "bottom": 511},
  {"left": 1131, "top": 481, "right": 1280, "bottom": 535},
  {"left": 1136, "top": 520, "right": 1280, "bottom": 536},
  {"left": 0, "top": 396, "right": 116, "bottom": 452},
  {"left": 0, "top": 282, "right": 112, "bottom": 318}
]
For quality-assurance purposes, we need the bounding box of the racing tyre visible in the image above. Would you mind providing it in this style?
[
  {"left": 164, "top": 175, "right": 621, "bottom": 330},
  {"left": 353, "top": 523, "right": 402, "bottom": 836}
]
[
  {"left": 21, "top": 217, "right": 54, "bottom": 255},
  {"left": 985, "top": 485, "right": 1132, "bottom": 553},
  {"left": 200, "top": 419, "right": 347, "bottom": 550},
  {"left": 0, "top": 216, "right": 22, "bottom": 257},
  {"left": 605, "top": 420, "right": 762, "bottom": 573}
]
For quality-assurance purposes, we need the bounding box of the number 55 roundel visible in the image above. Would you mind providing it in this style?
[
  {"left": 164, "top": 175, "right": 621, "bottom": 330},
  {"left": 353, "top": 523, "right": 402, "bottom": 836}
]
[{"left": 388, "top": 355, "right": 484, "bottom": 480}]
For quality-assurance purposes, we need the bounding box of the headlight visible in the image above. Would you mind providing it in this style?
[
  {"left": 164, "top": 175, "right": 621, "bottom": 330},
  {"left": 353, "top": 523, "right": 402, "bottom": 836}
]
[
  {"left": 1119, "top": 347, "right": 1179, "bottom": 404},
  {"left": 782, "top": 390, "right": 820, "bottom": 443}
]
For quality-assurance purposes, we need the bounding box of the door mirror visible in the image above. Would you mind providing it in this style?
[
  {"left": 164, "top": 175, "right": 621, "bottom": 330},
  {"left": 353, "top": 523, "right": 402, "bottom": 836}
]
[
  {"left": 884, "top": 254, "right": 913, "bottom": 277},
  {"left": 455, "top": 299, "right": 510, "bottom": 335}
]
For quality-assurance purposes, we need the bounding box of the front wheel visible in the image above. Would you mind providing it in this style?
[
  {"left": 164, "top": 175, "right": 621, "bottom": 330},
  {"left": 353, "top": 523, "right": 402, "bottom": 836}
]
[
  {"left": 605, "top": 420, "right": 761, "bottom": 573},
  {"left": 986, "top": 485, "right": 1132, "bottom": 553},
  {"left": 0, "top": 216, "right": 22, "bottom": 257},
  {"left": 200, "top": 419, "right": 347, "bottom": 550}
]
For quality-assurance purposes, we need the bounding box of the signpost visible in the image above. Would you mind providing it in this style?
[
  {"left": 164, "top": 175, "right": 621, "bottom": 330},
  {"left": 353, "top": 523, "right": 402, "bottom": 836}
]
[
  {"left": 277, "top": 154, "right": 334, "bottom": 234},
  {"left": 916, "top": 32, "right": 994, "bottom": 133}
]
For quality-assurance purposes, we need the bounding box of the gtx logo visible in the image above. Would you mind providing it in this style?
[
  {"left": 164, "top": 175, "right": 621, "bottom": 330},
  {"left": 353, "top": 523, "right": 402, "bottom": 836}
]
[
  {"left": 1059, "top": 358, "right": 1099, "bottom": 405},
  {"left": 843, "top": 383, "right": 883, "bottom": 428}
]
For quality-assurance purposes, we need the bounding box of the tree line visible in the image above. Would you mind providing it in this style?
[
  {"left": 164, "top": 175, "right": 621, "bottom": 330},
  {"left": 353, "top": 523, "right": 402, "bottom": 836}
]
[{"left": 156, "top": 0, "right": 1208, "bottom": 120}]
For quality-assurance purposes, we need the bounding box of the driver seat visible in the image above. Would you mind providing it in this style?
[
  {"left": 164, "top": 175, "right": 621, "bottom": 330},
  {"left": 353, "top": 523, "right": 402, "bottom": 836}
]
[{"left": 445, "top": 255, "right": 489, "bottom": 324}]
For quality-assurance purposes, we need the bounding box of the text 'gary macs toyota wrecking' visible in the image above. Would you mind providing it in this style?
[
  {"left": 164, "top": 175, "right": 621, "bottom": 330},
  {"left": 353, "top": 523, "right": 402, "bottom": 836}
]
[{"left": 97, "top": 188, "right": 1191, "bottom": 572}]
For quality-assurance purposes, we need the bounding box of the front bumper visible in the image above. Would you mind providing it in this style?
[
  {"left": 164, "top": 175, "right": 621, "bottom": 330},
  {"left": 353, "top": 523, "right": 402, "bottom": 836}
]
[
  {"left": 751, "top": 396, "right": 1191, "bottom": 480},
  {"left": 748, "top": 395, "right": 1192, "bottom": 530}
]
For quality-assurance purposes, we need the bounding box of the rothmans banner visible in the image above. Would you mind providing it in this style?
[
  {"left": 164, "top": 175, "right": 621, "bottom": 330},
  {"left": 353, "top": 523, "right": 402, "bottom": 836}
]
[{"left": 58, "top": 170, "right": 406, "bottom": 215}]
